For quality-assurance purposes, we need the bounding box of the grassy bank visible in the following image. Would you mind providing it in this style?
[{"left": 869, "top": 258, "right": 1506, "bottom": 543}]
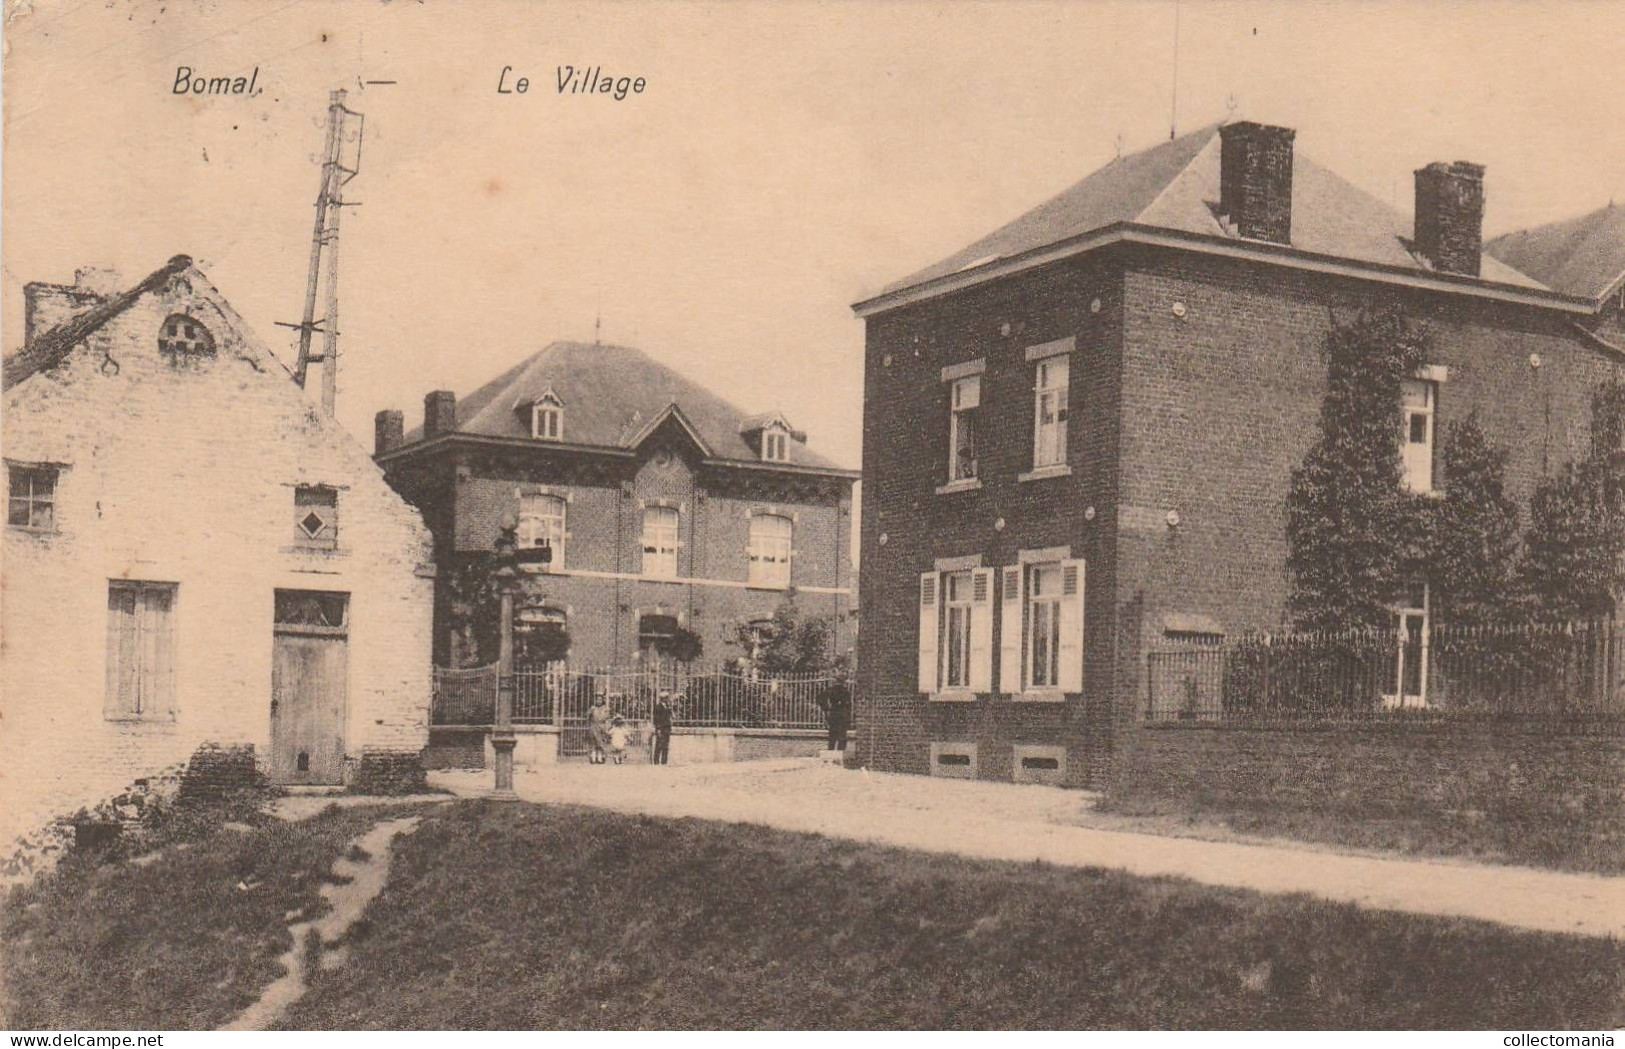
[
  {"left": 1, "top": 804, "right": 418, "bottom": 1030},
  {"left": 283, "top": 801, "right": 1623, "bottom": 1030}
]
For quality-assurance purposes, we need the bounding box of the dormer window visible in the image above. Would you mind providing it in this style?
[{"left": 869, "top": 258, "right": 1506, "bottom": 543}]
[
  {"left": 530, "top": 392, "right": 564, "bottom": 441},
  {"left": 762, "top": 424, "right": 790, "bottom": 463},
  {"left": 158, "top": 314, "right": 215, "bottom": 357}
]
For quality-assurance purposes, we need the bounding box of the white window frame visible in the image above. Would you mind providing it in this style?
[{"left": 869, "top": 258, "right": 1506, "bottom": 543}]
[
  {"left": 761, "top": 424, "right": 790, "bottom": 463},
  {"left": 948, "top": 375, "right": 980, "bottom": 483},
  {"left": 517, "top": 493, "right": 567, "bottom": 567},
  {"left": 1033, "top": 357, "right": 1069, "bottom": 469},
  {"left": 7, "top": 463, "right": 58, "bottom": 531},
  {"left": 1027, "top": 562, "right": 1064, "bottom": 689},
  {"left": 641, "top": 505, "right": 680, "bottom": 578},
  {"left": 531, "top": 395, "right": 564, "bottom": 441},
  {"left": 941, "top": 570, "right": 975, "bottom": 691},
  {"left": 1384, "top": 583, "right": 1430, "bottom": 709},
  {"left": 1400, "top": 379, "right": 1436, "bottom": 494},
  {"left": 747, "top": 513, "right": 793, "bottom": 587}
]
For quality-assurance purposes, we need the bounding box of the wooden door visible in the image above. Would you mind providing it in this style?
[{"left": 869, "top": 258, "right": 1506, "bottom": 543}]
[{"left": 271, "top": 590, "right": 350, "bottom": 784}]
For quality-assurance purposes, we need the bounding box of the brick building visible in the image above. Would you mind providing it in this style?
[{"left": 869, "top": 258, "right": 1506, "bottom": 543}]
[
  {"left": 374, "top": 340, "right": 857, "bottom": 670},
  {"left": 1, "top": 257, "right": 436, "bottom": 841},
  {"left": 853, "top": 122, "right": 1625, "bottom": 789}
]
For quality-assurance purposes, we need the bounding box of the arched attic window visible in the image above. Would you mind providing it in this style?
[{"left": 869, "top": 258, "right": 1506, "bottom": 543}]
[{"left": 158, "top": 314, "right": 215, "bottom": 358}]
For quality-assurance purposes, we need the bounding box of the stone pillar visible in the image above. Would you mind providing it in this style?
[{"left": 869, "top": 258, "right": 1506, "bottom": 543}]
[{"left": 490, "top": 521, "right": 520, "bottom": 800}]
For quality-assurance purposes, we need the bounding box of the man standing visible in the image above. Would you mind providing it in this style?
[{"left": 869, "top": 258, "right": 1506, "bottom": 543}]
[
  {"left": 819, "top": 672, "right": 852, "bottom": 752},
  {"left": 652, "top": 691, "right": 675, "bottom": 765}
]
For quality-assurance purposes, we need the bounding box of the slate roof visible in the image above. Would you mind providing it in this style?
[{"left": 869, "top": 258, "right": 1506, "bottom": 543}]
[
  {"left": 401, "top": 340, "right": 845, "bottom": 471},
  {"left": 873, "top": 125, "right": 1543, "bottom": 302},
  {"left": 2, "top": 255, "right": 194, "bottom": 391},
  {"left": 1486, "top": 202, "right": 1625, "bottom": 301}
]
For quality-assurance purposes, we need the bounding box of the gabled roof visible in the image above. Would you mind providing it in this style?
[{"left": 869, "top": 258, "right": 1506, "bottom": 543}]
[
  {"left": 1487, "top": 202, "right": 1625, "bottom": 301},
  {"left": 400, "top": 340, "right": 844, "bottom": 470},
  {"left": 863, "top": 125, "right": 1546, "bottom": 312},
  {"left": 2, "top": 255, "right": 194, "bottom": 390}
]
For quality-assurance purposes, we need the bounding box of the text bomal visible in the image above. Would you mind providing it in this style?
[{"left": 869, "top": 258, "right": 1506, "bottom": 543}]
[{"left": 497, "top": 65, "right": 648, "bottom": 100}]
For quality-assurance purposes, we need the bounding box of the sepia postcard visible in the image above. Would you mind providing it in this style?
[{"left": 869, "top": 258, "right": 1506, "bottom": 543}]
[{"left": 2, "top": 0, "right": 1623, "bottom": 1037}]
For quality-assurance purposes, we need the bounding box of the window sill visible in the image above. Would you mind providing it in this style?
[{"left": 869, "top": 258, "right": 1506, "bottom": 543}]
[
  {"left": 935, "top": 478, "right": 982, "bottom": 495},
  {"left": 746, "top": 581, "right": 792, "bottom": 592},
  {"left": 6, "top": 525, "right": 59, "bottom": 538},
  {"left": 105, "top": 714, "right": 177, "bottom": 724},
  {"left": 927, "top": 690, "right": 979, "bottom": 703},
  {"left": 1012, "top": 690, "right": 1066, "bottom": 703},
  {"left": 1018, "top": 465, "right": 1071, "bottom": 483}
]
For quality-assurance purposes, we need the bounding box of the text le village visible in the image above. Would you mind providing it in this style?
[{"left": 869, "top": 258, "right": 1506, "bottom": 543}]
[{"left": 497, "top": 65, "right": 647, "bottom": 100}]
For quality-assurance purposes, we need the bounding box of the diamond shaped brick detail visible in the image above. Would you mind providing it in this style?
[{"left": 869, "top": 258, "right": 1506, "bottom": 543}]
[{"left": 300, "top": 511, "right": 327, "bottom": 538}]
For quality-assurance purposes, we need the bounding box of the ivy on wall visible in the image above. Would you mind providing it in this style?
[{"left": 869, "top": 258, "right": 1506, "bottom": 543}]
[{"left": 1287, "top": 308, "right": 1625, "bottom": 630}]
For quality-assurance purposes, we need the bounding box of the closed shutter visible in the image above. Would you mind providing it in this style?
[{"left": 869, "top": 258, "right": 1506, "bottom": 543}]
[
  {"left": 1058, "top": 559, "right": 1086, "bottom": 693},
  {"left": 998, "top": 566, "right": 1023, "bottom": 694},
  {"left": 918, "top": 572, "right": 939, "bottom": 694},
  {"left": 148, "top": 587, "right": 177, "bottom": 718},
  {"left": 969, "top": 568, "right": 994, "bottom": 693},
  {"left": 105, "top": 586, "right": 135, "bottom": 718}
]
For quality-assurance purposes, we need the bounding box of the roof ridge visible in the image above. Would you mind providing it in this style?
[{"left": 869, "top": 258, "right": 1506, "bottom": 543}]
[{"left": 3, "top": 255, "right": 193, "bottom": 390}]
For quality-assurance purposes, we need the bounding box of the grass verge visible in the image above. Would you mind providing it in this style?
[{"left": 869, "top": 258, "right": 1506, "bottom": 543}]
[
  {"left": 281, "top": 800, "right": 1624, "bottom": 1030},
  {"left": 1093, "top": 796, "right": 1625, "bottom": 876},
  {"left": 1, "top": 803, "right": 418, "bottom": 1030}
]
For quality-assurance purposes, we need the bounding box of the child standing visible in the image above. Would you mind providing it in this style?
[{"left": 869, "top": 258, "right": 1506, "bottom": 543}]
[{"left": 609, "top": 715, "right": 631, "bottom": 765}]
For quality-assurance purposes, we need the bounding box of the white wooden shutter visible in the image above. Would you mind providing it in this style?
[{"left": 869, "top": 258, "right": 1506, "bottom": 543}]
[
  {"left": 917, "top": 572, "right": 939, "bottom": 694},
  {"left": 998, "top": 566, "right": 1024, "bottom": 694},
  {"left": 105, "top": 587, "right": 133, "bottom": 718},
  {"left": 969, "top": 568, "right": 994, "bottom": 693},
  {"left": 1058, "top": 559, "right": 1086, "bottom": 693}
]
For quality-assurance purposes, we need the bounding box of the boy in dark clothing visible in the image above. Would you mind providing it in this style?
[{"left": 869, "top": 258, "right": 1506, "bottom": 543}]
[{"left": 652, "top": 691, "right": 675, "bottom": 765}]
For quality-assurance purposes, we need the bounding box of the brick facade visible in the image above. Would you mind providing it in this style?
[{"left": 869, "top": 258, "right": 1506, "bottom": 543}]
[
  {"left": 1, "top": 262, "right": 436, "bottom": 845},
  {"left": 858, "top": 245, "right": 1625, "bottom": 790},
  {"left": 381, "top": 399, "right": 855, "bottom": 670}
]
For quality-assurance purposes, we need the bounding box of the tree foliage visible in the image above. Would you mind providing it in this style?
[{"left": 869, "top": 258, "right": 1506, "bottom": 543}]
[
  {"left": 1520, "top": 381, "right": 1625, "bottom": 621},
  {"left": 1285, "top": 308, "right": 1430, "bottom": 630},
  {"left": 1428, "top": 414, "right": 1523, "bottom": 627},
  {"left": 728, "top": 588, "right": 838, "bottom": 675}
]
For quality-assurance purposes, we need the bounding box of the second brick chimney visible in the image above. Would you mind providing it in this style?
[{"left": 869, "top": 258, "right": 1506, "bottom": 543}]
[
  {"left": 424, "top": 391, "right": 457, "bottom": 440},
  {"left": 375, "top": 409, "right": 405, "bottom": 456},
  {"left": 1218, "top": 121, "right": 1296, "bottom": 245},
  {"left": 1414, "top": 161, "right": 1485, "bottom": 277}
]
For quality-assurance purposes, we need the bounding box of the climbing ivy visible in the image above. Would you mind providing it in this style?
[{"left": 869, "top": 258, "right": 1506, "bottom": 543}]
[
  {"left": 1285, "top": 307, "right": 1430, "bottom": 631},
  {"left": 1520, "top": 380, "right": 1625, "bottom": 621}
]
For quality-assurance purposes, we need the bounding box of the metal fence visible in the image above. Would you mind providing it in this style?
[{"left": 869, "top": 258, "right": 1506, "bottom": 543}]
[
  {"left": 1146, "top": 619, "right": 1625, "bottom": 724},
  {"left": 432, "top": 662, "right": 839, "bottom": 732}
]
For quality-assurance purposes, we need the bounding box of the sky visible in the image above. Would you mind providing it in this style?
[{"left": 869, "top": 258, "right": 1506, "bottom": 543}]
[{"left": 5, "top": 0, "right": 1625, "bottom": 471}]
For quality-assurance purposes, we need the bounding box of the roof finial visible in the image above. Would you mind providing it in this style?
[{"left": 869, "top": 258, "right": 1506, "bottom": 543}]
[{"left": 594, "top": 309, "right": 601, "bottom": 346}]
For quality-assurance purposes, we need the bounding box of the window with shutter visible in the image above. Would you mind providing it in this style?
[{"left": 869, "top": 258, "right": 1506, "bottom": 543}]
[
  {"left": 105, "top": 581, "right": 177, "bottom": 720},
  {"left": 969, "top": 568, "right": 994, "bottom": 692}
]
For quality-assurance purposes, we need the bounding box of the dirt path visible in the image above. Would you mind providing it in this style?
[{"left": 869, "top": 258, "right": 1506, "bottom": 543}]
[
  {"left": 220, "top": 815, "right": 421, "bottom": 1031},
  {"left": 431, "top": 762, "right": 1625, "bottom": 939}
]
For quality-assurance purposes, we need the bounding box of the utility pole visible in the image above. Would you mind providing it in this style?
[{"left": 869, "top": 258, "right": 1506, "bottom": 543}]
[{"left": 284, "top": 89, "right": 364, "bottom": 416}]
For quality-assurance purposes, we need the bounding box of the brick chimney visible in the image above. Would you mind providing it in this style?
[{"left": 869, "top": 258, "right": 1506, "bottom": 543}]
[
  {"left": 375, "top": 409, "right": 404, "bottom": 456},
  {"left": 1414, "top": 161, "right": 1485, "bottom": 277},
  {"left": 1218, "top": 121, "right": 1296, "bottom": 245},
  {"left": 22, "top": 266, "right": 122, "bottom": 344},
  {"left": 423, "top": 390, "right": 457, "bottom": 439}
]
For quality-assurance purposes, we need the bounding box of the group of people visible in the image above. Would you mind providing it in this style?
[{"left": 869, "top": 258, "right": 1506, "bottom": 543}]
[
  {"left": 584, "top": 690, "right": 678, "bottom": 765},
  {"left": 581, "top": 672, "right": 853, "bottom": 765}
]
